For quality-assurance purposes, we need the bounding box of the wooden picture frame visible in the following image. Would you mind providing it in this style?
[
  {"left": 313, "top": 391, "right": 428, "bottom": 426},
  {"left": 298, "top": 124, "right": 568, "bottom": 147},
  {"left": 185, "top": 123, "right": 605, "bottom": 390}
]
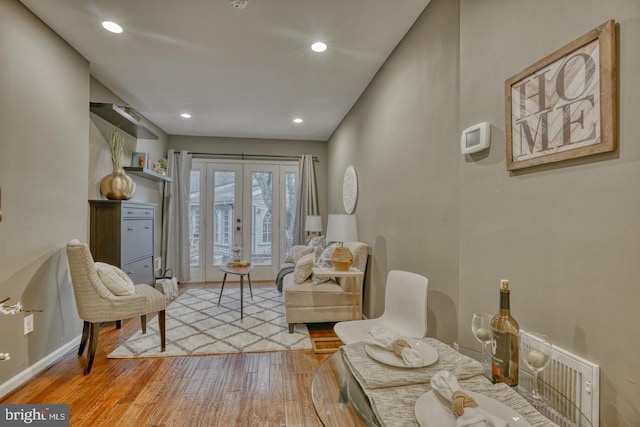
[
  {"left": 505, "top": 20, "right": 616, "bottom": 171},
  {"left": 131, "top": 152, "right": 150, "bottom": 169}
]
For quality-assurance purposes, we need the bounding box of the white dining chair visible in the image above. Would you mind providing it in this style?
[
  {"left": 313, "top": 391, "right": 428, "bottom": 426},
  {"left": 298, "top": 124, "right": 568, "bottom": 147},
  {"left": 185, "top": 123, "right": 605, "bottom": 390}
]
[{"left": 334, "top": 270, "right": 429, "bottom": 345}]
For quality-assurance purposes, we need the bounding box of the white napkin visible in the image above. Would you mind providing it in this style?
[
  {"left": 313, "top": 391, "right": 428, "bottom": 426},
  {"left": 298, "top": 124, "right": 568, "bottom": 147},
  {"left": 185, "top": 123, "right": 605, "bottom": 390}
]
[
  {"left": 363, "top": 326, "right": 423, "bottom": 367},
  {"left": 431, "top": 371, "right": 509, "bottom": 427}
]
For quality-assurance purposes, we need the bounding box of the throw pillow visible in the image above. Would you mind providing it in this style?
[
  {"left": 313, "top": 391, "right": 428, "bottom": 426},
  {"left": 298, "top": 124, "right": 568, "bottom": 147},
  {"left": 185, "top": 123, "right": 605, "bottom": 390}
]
[
  {"left": 308, "top": 235, "right": 327, "bottom": 261},
  {"left": 95, "top": 262, "right": 135, "bottom": 296},
  {"left": 312, "top": 243, "right": 340, "bottom": 285},
  {"left": 284, "top": 245, "right": 314, "bottom": 264},
  {"left": 293, "top": 252, "right": 315, "bottom": 284}
]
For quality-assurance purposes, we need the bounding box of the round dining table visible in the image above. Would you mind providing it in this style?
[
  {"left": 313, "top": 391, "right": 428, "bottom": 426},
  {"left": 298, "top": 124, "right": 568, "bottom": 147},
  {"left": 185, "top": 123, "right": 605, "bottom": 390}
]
[{"left": 311, "top": 347, "right": 593, "bottom": 427}]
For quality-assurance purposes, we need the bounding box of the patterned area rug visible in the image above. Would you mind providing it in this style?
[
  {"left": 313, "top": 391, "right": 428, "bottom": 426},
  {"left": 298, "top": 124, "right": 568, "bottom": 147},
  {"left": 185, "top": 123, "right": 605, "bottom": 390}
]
[{"left": 108, "top": 287, "right": 312, "bottom": 358}]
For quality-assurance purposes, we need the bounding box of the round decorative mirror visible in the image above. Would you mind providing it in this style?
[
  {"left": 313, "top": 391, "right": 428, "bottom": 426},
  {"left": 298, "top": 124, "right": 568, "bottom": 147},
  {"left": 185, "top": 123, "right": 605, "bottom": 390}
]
[{"left": 343, "top": 165, "right": 358, "bottom": 214}]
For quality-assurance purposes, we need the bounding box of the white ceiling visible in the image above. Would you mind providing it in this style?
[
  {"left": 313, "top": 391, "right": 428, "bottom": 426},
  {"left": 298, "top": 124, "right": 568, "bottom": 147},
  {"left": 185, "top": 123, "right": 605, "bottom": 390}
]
[{"left": 20, "top": 0, "right": 430, "bottom": 141}]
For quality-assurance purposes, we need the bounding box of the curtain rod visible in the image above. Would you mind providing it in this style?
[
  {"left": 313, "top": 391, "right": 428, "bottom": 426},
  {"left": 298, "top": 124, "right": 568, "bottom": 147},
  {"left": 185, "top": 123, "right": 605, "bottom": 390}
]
[{"left": 176, "top": 152, "right": 319, "bottom": 162}]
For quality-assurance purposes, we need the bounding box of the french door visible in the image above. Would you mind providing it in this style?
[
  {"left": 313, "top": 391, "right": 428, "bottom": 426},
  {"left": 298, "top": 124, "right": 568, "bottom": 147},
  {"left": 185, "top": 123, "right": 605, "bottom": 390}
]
[{"left": 189, "top": 160, "right": 297, "bottom": 282}]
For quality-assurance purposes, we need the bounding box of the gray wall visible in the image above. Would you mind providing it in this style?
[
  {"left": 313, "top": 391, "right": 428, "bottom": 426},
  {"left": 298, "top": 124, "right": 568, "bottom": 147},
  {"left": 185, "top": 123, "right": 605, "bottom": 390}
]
[
  {"left": 328, "top": 0, "right": 461, "bottom": 344},
  {"left": 0, "top": 0, "right": 88, "bottom": 385},
  {"left": 0, "top": 0, "right": 169, "bottom": 391},
  {"left": 89, "top": 77, "right": 169, "bottom": 261},
  {"left": 328, "top": 0, "right": 640, "bottom": 425},
  {"left": 459, "top": 1, "right": 640, "bottom": 425},
  {"left": 168, "top": 135, "right": 328, "bottom": 221}
]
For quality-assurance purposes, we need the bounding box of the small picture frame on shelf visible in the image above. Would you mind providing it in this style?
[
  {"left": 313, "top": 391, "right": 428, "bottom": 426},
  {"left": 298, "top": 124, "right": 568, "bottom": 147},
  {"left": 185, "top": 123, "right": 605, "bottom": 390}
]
[{"left": 131, "top": 152, "right": 149, "bottom": 169}]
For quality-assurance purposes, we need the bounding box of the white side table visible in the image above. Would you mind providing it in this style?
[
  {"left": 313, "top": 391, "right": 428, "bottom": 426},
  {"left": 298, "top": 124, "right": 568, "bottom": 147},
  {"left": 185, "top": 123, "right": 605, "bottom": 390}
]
[{"left": 312, "top": 266, "right": 364, "bottom": 320}]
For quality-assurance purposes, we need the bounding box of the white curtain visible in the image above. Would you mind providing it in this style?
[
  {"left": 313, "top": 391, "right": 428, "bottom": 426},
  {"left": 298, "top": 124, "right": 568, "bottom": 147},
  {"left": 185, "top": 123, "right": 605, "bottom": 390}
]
[
  {"left": 293, "top": 154, "right": 319, "bottom": 245},
  {"left": 162, "top": 150, "right": 192, "bottom": 283}
]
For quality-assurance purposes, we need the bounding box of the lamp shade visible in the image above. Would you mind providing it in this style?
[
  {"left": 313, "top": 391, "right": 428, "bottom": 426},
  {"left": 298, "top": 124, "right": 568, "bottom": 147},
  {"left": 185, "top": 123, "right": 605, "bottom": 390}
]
[
  {"left": 325, "top": 214, "right": 358, "bottom": 243},
  {"left": 305, "top": 215, "right": 323, "bottom": 232}
]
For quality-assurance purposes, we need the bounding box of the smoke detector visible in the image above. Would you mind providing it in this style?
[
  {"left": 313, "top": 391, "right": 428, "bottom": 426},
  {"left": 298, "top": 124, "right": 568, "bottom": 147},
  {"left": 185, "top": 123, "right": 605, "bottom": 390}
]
[{"left": 230, "top": 0, "right": 248, "bottom": 9}]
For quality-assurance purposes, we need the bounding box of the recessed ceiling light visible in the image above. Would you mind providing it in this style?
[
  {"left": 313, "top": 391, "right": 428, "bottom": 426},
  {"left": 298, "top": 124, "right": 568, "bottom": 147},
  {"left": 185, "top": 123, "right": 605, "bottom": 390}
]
[
  {"left": 230, "top": 0, "right": 248, "bottom": 8},
  {"left": 293, "top": 118, "right": 303, "bottom": 124},
  {"left": 101, "top": 21, "right": 123, "bottom": 34},
  {"left": 311, "top": 42, "right": 327, "bottom": 53},
  {"left": 180, "top": 113, "right": 192, "bottom": 119}
]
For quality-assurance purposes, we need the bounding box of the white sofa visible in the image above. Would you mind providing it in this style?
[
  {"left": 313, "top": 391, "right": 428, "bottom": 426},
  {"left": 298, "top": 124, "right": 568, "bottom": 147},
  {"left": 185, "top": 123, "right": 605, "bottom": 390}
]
[{"left": 283, "top": 241, "right": 369, "bottom": 333}]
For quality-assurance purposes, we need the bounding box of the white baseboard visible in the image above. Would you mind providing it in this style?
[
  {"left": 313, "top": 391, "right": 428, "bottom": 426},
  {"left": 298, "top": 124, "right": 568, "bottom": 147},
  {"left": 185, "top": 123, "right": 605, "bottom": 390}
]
[{"left": 0, "top": 335, "right": 81, "bottom": 399}]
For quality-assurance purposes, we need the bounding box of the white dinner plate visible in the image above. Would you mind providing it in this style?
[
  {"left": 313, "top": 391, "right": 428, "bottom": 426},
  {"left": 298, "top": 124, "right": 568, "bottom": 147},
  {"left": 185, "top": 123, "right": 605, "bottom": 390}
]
[
  {"left": 414, "top": 390, "right": 532, "bottom": 427},
  {"left": 364, "top": 338, "right": 439, "bottom": 368}
]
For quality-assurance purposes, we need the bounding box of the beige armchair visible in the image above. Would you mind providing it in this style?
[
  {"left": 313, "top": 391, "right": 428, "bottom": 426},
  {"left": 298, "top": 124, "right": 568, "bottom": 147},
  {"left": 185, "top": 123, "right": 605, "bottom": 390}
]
[
  {"left": 283, "top": 241, "right": 369, "bottom": 332},
  {"left": 66, "top": 240, "right": 166, "bottom": 374}
]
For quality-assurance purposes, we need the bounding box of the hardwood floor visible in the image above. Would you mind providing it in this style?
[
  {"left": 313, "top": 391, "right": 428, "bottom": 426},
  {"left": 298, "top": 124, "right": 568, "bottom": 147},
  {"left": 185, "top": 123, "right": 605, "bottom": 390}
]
[{"left": 1, "top": 282, "right": 338, "bottom": 427}]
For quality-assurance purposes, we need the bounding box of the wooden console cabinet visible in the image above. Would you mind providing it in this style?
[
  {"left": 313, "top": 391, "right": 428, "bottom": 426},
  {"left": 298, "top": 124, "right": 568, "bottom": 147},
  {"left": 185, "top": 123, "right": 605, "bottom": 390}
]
[{"left": 89, "top": 200, "right": 155, "bottom": 285}]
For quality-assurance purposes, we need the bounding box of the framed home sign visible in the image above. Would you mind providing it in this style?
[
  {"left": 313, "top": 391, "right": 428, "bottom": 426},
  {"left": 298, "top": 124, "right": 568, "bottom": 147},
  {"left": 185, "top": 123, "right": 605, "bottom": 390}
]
[{"left": 505, "top": 20, "right": 616, "bottom": 171}]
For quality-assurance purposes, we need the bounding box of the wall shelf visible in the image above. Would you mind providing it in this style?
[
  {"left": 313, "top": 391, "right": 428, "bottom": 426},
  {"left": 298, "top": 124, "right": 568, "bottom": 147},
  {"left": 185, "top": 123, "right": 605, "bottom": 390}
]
[
  {"left": 124, "top": 167, "right": 173, "bottom": 183},
  {"left": 90, "top": 102, "right": 158, "bottom": 140}
]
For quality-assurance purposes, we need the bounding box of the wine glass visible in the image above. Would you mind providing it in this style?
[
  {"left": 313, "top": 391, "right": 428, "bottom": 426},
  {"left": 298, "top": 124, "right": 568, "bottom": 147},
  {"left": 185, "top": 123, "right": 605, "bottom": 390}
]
[
  {"left": 520, "top": 331, "right": 552, "bottom": 407},
  {"left": 471, "top": 313, "right": 493, "bottom": 375}
]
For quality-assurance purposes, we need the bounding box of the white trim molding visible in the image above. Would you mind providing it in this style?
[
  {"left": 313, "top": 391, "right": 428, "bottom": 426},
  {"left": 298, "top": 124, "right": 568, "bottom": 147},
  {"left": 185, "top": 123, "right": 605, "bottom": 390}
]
[{"left": 0, "top": 335, "right": 82, "bottom": 399}]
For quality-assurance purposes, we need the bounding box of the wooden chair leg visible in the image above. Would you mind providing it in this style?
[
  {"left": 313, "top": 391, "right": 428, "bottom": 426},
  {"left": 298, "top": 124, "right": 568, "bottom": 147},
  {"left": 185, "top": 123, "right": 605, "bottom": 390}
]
[
  {"left": 78, "top": 321, "right": 90, "bottom": 356},
  {"left": 141, "top": 314, "right": 147, "bottom": 334},
  {"left": 85, "top": 322, "right": 99, "bottom": 375},
  {"left": 158, "top": 310, "right": 166, "bottom": 352}
]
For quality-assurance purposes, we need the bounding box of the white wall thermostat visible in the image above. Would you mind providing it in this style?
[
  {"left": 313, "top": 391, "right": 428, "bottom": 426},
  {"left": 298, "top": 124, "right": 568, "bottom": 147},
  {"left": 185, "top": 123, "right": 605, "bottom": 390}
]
[{"left": 461, "top": 122, "right": 491, "bottom": 154}]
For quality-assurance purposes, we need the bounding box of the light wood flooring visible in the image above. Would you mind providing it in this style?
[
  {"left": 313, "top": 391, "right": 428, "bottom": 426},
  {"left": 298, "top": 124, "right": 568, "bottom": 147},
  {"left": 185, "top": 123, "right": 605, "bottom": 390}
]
[{"left": 1, "top": 282, "right": 340, "bottom": 426}]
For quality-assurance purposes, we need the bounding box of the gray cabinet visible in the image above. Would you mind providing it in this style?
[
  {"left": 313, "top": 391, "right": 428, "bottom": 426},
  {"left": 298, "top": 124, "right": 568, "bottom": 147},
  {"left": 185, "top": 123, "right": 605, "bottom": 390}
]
[{"left": 89, "top": 200, "right": 155, "bottom": 285}]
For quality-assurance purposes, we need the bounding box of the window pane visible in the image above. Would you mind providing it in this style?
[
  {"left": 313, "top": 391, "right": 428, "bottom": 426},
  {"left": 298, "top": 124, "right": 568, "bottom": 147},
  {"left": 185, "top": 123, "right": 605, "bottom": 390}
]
[
  {"left": 262, "top": 213, "right": 272, "bottom": 243},
  {"left": 189, "top": 170, "right": 200, "bottom": 267},
  {"left": 284, "top": 172, "right": 296, "bottom": 256},
  {"left": 252, "top": 172, "right": 272, "bottom": 265},
  {"left": 213, "top": 171, "right": 235, "bottom": 266}
]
